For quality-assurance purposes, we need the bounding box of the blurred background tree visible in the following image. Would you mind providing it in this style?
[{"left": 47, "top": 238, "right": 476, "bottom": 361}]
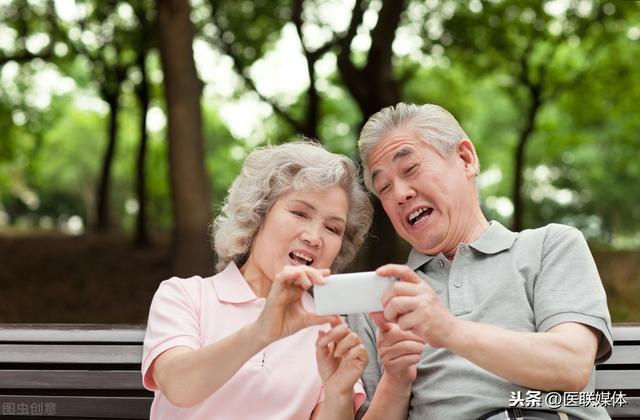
[{"left": 0, "top": 0, "right": 638, "bottom": 323}]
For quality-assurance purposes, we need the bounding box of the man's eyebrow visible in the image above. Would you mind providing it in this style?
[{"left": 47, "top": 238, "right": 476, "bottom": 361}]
[
  {"left": 393, "top": 147, "right": 414, "bottom": 161},
  {"left": 371, "top": 147, "right": 414, "bottom": 184},
  {"left": 291, "top": 199, "right": 346, "bottom": 224}
]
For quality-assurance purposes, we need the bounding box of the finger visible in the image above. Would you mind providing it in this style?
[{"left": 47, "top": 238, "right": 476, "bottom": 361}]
[
  {"left": 333, "top": 331, "right": 362, "bottom": 358},
  {"left": 396, "top": 310, "right": 428, "bottom": 333},
  {"left": 317, "top": 323, "right": 351, "bottom": 348},
  {"left": 383, "top": 296, "right": 416, "bottom": 323},
  {"left": 369, "top": 311, "right": 393, "bottom": 332},
  {"left": 304, "top": 266, "right": 328, "bottom": 286},
  {"left": 316, "top": 331, "right": 331, "bottom": 360},
  {"left": 343, "top": 343, "right": 368, "bottom": 364},
  {"left": 380, "top": 328, "right": 425, "bottom": 345},
  {"left": 378, "top": 326, "right": 424, "bottom": 348},
  {"left": 304, "top": 314, "right": 342, "bottom": 329},
  {"left": 381, "top": 281, "right": 421, "bottom": 306},
  {"left": 376, "top": 264, "right": 422, "bottom": 285},
  {"left": 385, "top": 353, "right": 421, "bottom": 368},
  {"left": 276, "top": 266, "right": 312, "bottom": 289},
  {"left": 379, "top": 339, "right": 425, "bottom": 360}
]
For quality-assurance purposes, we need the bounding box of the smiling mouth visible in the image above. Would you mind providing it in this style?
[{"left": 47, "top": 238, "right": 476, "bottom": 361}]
[
  {"left": 408, "top": 207, "right": 434, "bottom": 226},
  {"left": 289, "top": 251, "right": 314, "bottom": 266}
]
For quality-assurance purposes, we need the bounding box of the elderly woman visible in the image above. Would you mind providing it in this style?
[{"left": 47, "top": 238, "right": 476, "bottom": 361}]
[{"left": 142, "top": 141, "right": 374, "bottom": 419}]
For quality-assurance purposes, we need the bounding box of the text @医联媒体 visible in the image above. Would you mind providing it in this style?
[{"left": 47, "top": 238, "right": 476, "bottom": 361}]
[{"left": 509, "top": 390, "right": 627, "bottom": 409}]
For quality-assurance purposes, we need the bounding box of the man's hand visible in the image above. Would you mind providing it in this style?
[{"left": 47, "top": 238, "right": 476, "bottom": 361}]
[
  {"left": 370, "top": 312, "right": 424, "bottom": 387},
  {"left": 377, "top": 264, "right": 458, "bottom": 348}
]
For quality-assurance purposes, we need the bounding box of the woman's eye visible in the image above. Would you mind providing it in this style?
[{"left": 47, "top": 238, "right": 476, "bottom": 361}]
[
  {"left": 326, "top": 225, "right": 342, "bottom": 235},
  {"left": 291, "top": 210, "right": 308, "bottom": 218},
  {"left": 378, "top": 184, "right": 390, "bottom": 194}
]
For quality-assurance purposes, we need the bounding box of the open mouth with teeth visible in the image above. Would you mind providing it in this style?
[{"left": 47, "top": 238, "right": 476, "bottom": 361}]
[
  {"left": 408, "top": 207, "right": 434, "bottom": 226},
  {"left": 289, "top": 251, "right": 314, "bottom": 266}
]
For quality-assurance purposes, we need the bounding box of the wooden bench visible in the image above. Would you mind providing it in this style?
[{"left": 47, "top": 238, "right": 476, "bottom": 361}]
[
  {"left": 0, "top": 324, "right": 638, "bottom": 418},
  {"left": 0, "top": 324, "right": 152, "bottom": 418},
  {"left": 596, "top": 324, "right": 640, "bottom": 419}
]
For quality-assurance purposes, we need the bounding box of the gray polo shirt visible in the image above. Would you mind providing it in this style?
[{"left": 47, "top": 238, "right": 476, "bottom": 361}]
[{"left": 348, "top": 221, "right": 613, "bottom": 420}]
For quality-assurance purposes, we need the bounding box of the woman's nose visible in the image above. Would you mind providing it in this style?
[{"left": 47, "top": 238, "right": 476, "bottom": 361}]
[{"left": 301, "top": 225, "right": 322, "bottom": 248}]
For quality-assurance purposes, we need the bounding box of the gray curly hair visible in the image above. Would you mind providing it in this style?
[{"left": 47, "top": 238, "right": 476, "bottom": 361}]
[
  {"left": 359, "top": 102, "right": 479, "bottom": 194},
  {"left": 213, "top": 141, "right": 373, "bottom": 273}
]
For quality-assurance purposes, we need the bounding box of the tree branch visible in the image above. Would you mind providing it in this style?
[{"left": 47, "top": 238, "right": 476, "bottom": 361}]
[{"left": 207, "top": 0, "right": 304, "bottom": 134}]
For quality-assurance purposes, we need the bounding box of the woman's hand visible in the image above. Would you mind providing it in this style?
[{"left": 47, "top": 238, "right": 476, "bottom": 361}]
[
  {"left": 255, "top": 265, "right": 339, "bottom": 345},
  {"left": 370, "top": 311, "right": 424, "bottom": 388},
  {"left": 316, "top": 318, "right": 369, "bottom": 397}
]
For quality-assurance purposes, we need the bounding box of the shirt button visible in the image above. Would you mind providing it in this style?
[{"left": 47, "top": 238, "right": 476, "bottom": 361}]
[
  {"left": 454, "top": 281, "right": 462, "bottom": 288},
  {"left": 437, "top": 260, "right": 445, "bottom": 268},
  {"left": 460, "top": 246, "right": 467, "bottom": 255}
]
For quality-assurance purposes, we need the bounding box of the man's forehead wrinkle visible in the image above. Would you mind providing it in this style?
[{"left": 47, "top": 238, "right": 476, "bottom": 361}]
[{"left": 368, "top": 138, "right": 417, "bottom": 168}]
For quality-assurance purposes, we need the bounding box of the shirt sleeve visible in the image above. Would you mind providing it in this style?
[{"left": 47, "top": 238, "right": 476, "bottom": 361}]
[
  {"left": 347, "top": 313, "right": 382, "bottom": 419},
  {"left": 533, "top": 226, "right": 613, "bottom": 363},
  {"left": 141, "top": 277, "right": 202, "bottom": 390}
]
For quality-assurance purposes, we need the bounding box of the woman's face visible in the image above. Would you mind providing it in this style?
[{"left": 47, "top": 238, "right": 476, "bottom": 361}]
[{"left": 247, "top": 185, "right": 349, "bottom": 282}]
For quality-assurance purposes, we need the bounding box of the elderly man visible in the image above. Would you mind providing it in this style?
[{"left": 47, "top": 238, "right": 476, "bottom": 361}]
[{"left": 348, "top": 103, "right": 613, "bottom": 420}]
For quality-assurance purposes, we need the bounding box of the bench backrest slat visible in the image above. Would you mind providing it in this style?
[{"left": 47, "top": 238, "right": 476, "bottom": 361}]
[
  {"left": 0, "top": 395, "right": 150, "bottom": 419},
  {"left": 0, "top": 370, "right": 143, "bottom": 390},
  {"left": 0, "top": 324, "right": 146, "bottom": 343},
  {"left": 601, "top": 345, "right": 640, "bottom": 365},
  {"left": 0, "top": 344, "right": 143, "bottom": 364},
  {"left": 595, "top": 370, "right": 640, "bottom": 390}
]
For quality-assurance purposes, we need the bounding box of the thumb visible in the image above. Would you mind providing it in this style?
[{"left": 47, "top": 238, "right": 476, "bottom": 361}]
[{"left": 369, "top": 311, "right": 393, "bottom": 332}]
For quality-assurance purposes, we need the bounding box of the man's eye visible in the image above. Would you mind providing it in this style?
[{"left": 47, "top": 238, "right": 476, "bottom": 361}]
[
  {"left": 404, "top": 164, "right": 418, "bottom": 174},
  {"left": 378, "top": 184, "right": 390, "bottom": 194}
]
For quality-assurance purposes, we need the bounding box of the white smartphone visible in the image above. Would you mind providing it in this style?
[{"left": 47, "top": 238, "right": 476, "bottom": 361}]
[{"left": 313, "top": 271, "right": 395, "bottom": 315}]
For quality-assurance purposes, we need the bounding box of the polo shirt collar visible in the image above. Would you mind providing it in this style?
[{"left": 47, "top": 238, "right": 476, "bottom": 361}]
[
  {"left": 468, "top": 220, "right": 517, "bottom": 255},
  {"left": 406, "top": 220, "right": 517, "bottom": 269},
  {"left": 212, "top": 261, "right": 260, "bottom": 303},
  {"left": 407, "top": 248, "right": 436, "bottom": 270}
]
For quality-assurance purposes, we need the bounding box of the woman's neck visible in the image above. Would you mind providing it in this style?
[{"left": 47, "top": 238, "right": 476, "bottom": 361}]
[{"left": 239, "top": 257, "right": 272, "bottom": 298}]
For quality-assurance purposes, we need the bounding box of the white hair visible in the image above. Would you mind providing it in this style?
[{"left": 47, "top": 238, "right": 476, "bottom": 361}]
[
  {"left": 212, "top": 141, "right": 373, "bottom": 272},
  {"left": 358, "top": 103, "right": 479, "bottom": 193}
]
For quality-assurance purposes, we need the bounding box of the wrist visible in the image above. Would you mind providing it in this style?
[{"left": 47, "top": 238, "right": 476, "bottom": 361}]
[
  {"left": 445, "top": 318, "right": 471, "bottom": 356},
  {"left": 379, "top": 372, "right": 412, "bottom": 398},
  {"left": 323, "top": 389, "right": 353, "bottom": 406}
]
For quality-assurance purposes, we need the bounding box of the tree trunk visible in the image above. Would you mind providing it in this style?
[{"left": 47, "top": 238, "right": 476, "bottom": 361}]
[
  {"left": 338, "top": 0, "right": 407, "bottom": 268},
  {"left": 95, "top": 93, "right": 119, "bottom": 232},
  {"left": 512, "top": 87, "right": 541, "bottom": 232},
  {"left": 156, "top": 0, "right": 214, "bottom": 276},
  {"left": 134, "top": 48, "right": 150, "bottom": 247}
]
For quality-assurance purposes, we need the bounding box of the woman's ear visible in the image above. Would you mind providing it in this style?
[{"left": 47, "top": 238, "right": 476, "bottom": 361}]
[{"left": 457, "top": 139, "right": 478, "bottom": 178}]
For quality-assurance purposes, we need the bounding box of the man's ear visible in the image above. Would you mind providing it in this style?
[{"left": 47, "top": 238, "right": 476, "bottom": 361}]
[{"left": 456, "top": 139, "right": 478, "bottom": 178}]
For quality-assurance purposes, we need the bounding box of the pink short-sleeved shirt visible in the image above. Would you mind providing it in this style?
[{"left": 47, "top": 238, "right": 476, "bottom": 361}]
[{"left": 142, "top": 262, "right": 365, "bottom": 419}]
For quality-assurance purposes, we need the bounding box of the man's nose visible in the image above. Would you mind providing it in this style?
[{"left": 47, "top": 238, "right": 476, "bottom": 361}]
[{"left": 395, "top": 181, "right": 416, "bottom": 205}]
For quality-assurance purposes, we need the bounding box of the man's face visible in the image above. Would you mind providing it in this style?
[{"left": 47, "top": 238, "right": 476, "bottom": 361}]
[{"left": 367, "top": 128, "right": 477, "bottom": 256}]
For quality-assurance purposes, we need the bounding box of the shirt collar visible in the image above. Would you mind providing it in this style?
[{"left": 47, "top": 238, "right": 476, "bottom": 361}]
[
  {"left": 212, "top": 261, "right": 260, "bottom": 304},
  {"left": 406, "top": 248, "right": 436, "bottom": 270},
  {"left": 406, "top": 220, "right": 517, "bottom": 269},
  {"left": 468, "top": 220, "right": 517, "bottom": 255}
]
